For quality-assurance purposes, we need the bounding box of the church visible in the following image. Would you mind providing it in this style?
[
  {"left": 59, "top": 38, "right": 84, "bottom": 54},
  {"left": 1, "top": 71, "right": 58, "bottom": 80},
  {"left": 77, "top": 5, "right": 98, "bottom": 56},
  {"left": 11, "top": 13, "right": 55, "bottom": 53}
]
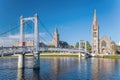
[
  {"left": 92, "top": 9, "right": 116, "bottom": 54},
  {"left": 50, "top": 28, "right": 69, "bottom": 48}
]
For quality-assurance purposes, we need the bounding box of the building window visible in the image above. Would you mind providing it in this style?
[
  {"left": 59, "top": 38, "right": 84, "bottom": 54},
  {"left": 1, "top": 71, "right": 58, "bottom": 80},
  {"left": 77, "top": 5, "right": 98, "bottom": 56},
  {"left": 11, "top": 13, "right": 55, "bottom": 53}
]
[
  {"left": 93, "top": 25, "right": 97, "bottom": 31},
  {"left": 94, "top": 40, "right": 96, "bottom": 43},
  {"left": 93, "top": 32, "right": 97, "bottom": 37},
  {"left": 94, "top": 45, "right": 96, "bottom": 49},
  {"left": 101, "top": 41, "right": 106, "bottom": 47}
]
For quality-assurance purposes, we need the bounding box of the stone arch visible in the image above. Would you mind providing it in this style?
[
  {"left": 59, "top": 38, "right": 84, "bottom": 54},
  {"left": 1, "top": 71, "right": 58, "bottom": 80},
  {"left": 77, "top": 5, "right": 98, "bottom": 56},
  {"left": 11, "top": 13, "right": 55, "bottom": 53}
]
[{"left": 101, "top": 48, "right": 106, "bottom": 54}]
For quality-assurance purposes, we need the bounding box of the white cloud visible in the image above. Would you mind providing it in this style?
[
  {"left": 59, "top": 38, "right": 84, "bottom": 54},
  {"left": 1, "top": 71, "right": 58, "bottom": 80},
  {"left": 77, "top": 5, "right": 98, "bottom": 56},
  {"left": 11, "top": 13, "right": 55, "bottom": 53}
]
[
  {"left": 0, "top": 32, "right": 48, "bottom": 47},
  {"left": 8, "top": 32, "right": 46, "bottom": 39},
  {"left": 8, "top": 34, "right": 19, "bottom": 39}
]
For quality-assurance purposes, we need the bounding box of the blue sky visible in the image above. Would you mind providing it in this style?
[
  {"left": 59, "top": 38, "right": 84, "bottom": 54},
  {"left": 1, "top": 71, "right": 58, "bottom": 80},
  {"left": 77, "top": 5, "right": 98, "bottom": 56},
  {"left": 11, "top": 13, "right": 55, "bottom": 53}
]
[{"left": 0, "top": 0, "right": 120, "bottom": 46}]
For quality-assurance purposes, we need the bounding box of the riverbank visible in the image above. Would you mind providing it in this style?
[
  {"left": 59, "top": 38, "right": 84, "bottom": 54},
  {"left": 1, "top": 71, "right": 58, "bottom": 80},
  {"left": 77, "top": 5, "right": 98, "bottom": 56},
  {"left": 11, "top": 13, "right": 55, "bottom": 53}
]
[
  {"left": 40, "top": 53, "right": 120, "bottom": 59},
  {"left": 0, "top": 53, "right": 79, "bottom": 58},
  {"left": 96, "top": 55, "right": 120, "bottom": 59},
  {"left": 1, "top": 53, "right": 120, "bottom": 59},
  {"left": 40, "top": 53, "right": 79, "bottom": 57}
]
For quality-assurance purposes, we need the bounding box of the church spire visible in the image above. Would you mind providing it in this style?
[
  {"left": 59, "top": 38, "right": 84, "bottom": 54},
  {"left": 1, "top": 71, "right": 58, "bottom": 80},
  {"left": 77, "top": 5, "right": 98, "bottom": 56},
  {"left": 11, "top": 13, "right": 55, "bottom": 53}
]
[
  {"left": 93, "top": 9, "right": 97, "bottom": 23},
  {"left": 54, "top": 27, "right": 58, "bottom": 34},
  {"left": 53, "top": 27, "right": 59, "bottom": 47},
  {"left": 92, "top": 9, "right": 99, "bottom": 54}
]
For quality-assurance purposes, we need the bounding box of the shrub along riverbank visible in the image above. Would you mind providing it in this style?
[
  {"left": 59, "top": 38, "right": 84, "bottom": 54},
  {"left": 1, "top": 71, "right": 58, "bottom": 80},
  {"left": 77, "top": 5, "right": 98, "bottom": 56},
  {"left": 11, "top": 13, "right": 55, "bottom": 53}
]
[
  {"left": 102, "top": 55, "right": 120, "bottom": 59},
  {"left": 0, "top": 53, "right": 79, "bottom": 58},
  {"left": 40, "top": 53, "right": 79, "bottom": 57},
  {"left": 1, "top": 52, "right": 120, "bottom": 59},
  {"left": 95, "top": 54, "right": 120, "bottom": 59},
  {"left": 40, "top": 53, "right": 120, "bottom": 59}
]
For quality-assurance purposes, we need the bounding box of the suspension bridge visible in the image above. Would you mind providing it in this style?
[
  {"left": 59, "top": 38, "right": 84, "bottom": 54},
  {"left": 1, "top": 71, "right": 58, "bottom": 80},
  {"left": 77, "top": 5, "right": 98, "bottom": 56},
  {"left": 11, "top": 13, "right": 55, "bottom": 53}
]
[{"left": 0, "top": 14, "right": 91, "bottom": 70}]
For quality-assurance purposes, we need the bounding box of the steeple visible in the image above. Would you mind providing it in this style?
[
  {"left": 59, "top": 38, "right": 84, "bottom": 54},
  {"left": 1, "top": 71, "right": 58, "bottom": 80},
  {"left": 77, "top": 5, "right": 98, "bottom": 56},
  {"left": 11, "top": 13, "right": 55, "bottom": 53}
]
[
  {"left": 54, "top": 27, "right": 58, "bottom": 34},
  {"left": 93, "top": 9, "right": 97, "bottom": 22},
  {"left": 53, "top": 27, "right": 59, "bottom": 47},
  {"left": 92, "top": 9, "right": 99, "bottom": 54},
  {"left": 93, "top": 9, "right": 98, "bottom": 30}
]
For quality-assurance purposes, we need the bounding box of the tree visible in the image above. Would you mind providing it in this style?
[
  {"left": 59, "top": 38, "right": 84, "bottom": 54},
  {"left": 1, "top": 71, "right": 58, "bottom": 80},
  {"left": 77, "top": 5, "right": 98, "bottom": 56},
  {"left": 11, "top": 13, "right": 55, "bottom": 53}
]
[
  {"left": 86, "top": 41, "right": 92, "bottom": 53},
  {"left": 75, "top": 42, "right": 79, "bottom": 48},
  {"left": 68, "top": 45, "right": 74, "bottom": 48}
]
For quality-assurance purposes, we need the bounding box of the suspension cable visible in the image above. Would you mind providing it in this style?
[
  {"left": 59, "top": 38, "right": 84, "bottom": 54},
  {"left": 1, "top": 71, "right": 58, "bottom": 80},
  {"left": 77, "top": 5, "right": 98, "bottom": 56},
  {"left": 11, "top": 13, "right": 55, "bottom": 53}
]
[
  {"left": 0, "top": 24, "right": 19, "bottom": 36},
  {"left": 38, "top": 17, "right": 57, "bottom": 43}
]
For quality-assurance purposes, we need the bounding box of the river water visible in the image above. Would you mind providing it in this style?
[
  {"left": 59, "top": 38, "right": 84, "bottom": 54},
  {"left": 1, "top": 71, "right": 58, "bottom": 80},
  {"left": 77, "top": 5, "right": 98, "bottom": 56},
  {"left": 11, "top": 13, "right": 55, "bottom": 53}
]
[{"left": 0, "top": 57, "right": 120, "bottom": 80}]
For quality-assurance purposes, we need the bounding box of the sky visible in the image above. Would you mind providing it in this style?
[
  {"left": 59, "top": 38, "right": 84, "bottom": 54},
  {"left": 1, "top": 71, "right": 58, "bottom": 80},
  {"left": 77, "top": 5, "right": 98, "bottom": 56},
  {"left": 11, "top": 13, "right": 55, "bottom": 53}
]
[{"left": 0, "top": 0, "right": 120, "bottom": 46}]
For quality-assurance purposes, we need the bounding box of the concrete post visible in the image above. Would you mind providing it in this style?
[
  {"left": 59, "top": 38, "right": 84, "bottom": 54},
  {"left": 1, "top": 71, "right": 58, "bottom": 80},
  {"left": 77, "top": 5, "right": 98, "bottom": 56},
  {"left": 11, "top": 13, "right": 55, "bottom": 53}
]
[
  {"left": 34, "top": 14, "right": 39, "bottom": 52},
  {"left": 78, "top": 41, "right": 81, "bottom": 58},
  {"left": 18, "top": 54, "right": 25, "bottom": 69},
  {"left": 1, "top": 52, "right": 3, "bottom": 57},
  {"left": 33, "top": 69, "right": 40, "bottom": 80},
  {"left": 20, "top": 16, "right": 24, "bottom": 46},
  {"left": 85, "top": 41, "right": 87, "bottom": 52},
  {"left": 33, "top": 14, "right": 40, "bottom": 70},
  {"left": 13, "top": 47, "right": 16, "bottom": 55},
  {"left": 17, "top": 69, "right": 25, "bottom": 80},
  {"left": 33, "top": 52, "right": 40, "bottom": 70}
]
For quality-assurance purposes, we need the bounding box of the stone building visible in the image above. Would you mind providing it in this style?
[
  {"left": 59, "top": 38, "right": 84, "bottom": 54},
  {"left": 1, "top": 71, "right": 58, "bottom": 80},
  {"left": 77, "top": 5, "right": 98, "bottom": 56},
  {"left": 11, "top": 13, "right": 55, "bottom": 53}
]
[
  {"left": 12, "top": 40, "right": 46, "bottom": 47},
  {"left": 12, "top": 41, "right": 19, "bottom": 46},
  {"left": 59, "top": 41, "right": 69, "bottom": 48},
  {"left": 92, "top": 9, "right": 116, "bottom": 54},
  {"left": 50, "top": 28, "right": 69, "bottom": 48},
  {"left": 12, "top": 40, "right": 34, "bottom": 46},
  {"left": 52, "top": 28, "right": 59, "bottom": 47},
  {"left": 99, "top": 36, "right": 116, "bottom": 54}
]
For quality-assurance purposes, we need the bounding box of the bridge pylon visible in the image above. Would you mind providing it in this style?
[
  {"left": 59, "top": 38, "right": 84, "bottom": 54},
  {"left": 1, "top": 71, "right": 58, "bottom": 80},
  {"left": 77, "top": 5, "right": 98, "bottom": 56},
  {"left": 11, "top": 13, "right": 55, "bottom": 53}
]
[{"left": 18, "top": 13, "right": 40, "bottom": 70}]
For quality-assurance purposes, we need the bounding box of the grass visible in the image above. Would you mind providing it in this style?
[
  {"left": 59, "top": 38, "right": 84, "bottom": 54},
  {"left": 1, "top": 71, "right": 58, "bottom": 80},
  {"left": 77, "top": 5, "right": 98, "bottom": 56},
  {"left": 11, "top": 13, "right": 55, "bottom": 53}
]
[
  {"left": 95, "top": 54, "right": 120, "bottom": 59},
  {"left": 40, "top": 52, "right": 79, "bottom": 57},
  {"left": 1, "top": 52, "right": 120, "bottom": 59},
  {"left": 0, "top": 56, "right": 17, "bottom": 58},
  {"left": 0, "top": 52, "right": 80, "bottom": 58},
  {"left": 103, "top": 55, "right": 120, "bottom": 59}
]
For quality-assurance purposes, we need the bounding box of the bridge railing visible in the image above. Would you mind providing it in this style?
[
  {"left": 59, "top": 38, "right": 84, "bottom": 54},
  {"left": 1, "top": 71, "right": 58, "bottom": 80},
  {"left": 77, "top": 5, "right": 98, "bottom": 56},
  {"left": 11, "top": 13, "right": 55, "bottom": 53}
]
[
  {"left": 0, "top": 46, "right": 88, "bottom": 56},
  {"left": 0, "top": 46, "right": 34, "bottom": 56}
]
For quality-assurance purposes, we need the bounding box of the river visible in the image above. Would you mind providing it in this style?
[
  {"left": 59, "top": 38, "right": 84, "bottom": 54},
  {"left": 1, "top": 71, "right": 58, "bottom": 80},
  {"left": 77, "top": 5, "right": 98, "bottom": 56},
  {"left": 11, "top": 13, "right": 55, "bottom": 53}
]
[{"left": 0, "top": 57, "right": 120, "bottom": 80}]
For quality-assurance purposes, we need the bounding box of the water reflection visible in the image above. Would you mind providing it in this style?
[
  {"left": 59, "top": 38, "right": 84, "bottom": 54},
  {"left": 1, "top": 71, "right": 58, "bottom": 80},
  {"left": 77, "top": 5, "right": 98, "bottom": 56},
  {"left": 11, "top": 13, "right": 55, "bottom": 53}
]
[
  {"left": 17, "top": 69, "right": 25, "bottom": 80},
  {"left": 17, "top": 57, "right": 40, "bottom": 80},
  {"left": 33, "top": 69, "right": 40, "bottom": 80},
  {"left": 91, "top": 58, "right": 120, "bottom": 80},
  {"left": 17, "top": 69, "right": 40, "bottom": 80},
  {"left": 1, "top": 57, "right": 120, "bottom": 80},
  {"left": 40, "top": 57, "right": 120, "bottom": 80},
  {"left": 40, "top": 57, "right": 79, "bottom": 80}
]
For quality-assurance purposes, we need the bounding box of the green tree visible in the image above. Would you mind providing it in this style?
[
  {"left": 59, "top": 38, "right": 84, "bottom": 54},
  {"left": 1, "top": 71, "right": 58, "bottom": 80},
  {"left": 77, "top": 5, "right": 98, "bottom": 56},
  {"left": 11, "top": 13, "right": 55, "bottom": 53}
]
[
  {"left": 75, "top": 42, "right": 79, "bottom": 48},
  {"left": 68, "top": 45, "right": 74, "bottom": 48},
  {"left": 86, "top": 41, "right": 92, "bottom": 53}
]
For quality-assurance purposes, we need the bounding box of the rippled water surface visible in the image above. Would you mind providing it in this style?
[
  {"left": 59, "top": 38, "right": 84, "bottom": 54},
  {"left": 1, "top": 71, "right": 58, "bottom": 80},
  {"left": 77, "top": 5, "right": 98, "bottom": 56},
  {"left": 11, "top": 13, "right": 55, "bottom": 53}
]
[{"left": 0, "top": 57, "right": 120, "bottom": 80}]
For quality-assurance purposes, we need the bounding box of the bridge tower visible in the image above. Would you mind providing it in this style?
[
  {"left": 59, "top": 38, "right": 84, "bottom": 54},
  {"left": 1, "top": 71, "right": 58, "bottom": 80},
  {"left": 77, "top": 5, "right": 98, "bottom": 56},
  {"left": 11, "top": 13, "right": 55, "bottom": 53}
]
[
  {"left": 92, "top": 9, "right": 99, "bottom": 54},
  {"left": 79, "top": 40, "right": 87, "bottom": 57},
  {"left": 19, "top": 14, "right": 40, "bottom": 69}
]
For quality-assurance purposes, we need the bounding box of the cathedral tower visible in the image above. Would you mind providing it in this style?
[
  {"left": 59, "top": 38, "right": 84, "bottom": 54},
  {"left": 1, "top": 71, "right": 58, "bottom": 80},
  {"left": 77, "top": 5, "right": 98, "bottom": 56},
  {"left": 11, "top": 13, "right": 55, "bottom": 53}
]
[
  {"left": 53, "top": 28, "right": 59, "bottom": 47},
  {"left": 92, "top": 9, "right": 99, "bottom": 54}
]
